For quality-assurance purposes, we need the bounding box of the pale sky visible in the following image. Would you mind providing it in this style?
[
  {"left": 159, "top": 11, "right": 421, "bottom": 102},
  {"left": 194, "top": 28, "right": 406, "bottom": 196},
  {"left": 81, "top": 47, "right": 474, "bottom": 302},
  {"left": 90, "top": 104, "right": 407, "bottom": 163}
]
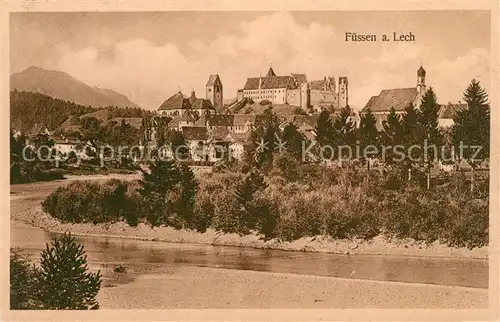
[{"left": 10, "top": 11, "right": 490, "bottom": 110}]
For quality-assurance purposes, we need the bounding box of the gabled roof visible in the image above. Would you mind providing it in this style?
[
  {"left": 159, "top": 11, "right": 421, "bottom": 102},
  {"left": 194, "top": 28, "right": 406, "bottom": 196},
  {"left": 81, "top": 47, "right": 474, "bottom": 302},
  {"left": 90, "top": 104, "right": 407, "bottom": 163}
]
[
  {"left": 210, "top": 126, "right": 230, "bottom": 140},
  {"left": 180, "top": 112, "right": 196, "bottom": 123},
  {"left": 243, "top": 76, "right": 294, "bottom": 90},
  {"left": 438, "top": 103, "right": 467, "bottom": 119},
  {"left": 206, "top": 74, "right": 221, "bottom": 86},
  {"left": 191, "top": 98, "right": 214, "bottom": 110},
  {"left": 362, "top": 87, "right": 418, "bottom": 113},
  {"left": 181, "top": 126, "right": 209, "bottom": 141},
  {"left": 159, "top": 92, "right": 191, "bottom": 110},
  {"left": 206, "top": 114, "right": 235, "bottom": 127},
  {"left": 291, "top": 73, "right": 308, "bottom": 84},
  {"left": 226, "top": 130, "right": 252, "bottom": 143}
]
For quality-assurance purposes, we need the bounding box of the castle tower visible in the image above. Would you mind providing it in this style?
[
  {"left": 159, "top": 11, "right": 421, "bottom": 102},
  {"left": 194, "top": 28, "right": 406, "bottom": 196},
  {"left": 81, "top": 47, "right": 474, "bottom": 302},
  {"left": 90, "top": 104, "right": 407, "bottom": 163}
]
[
  {"left": 300, "top": 82, "right": 310, "bottom": 111},
  {"left": 338, "top": 77, "right": 348, "bottom": 108},
  {"left": 206, "top": 74, "right": 223, "bottom": 111},
  {"left": 416, "top": 65, "right": 426, "bottom": 103}
]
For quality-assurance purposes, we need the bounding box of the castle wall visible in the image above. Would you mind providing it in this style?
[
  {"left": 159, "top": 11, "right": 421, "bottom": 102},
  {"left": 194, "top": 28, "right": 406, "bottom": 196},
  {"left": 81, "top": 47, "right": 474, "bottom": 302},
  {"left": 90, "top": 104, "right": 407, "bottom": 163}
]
[
  {"left": 310, "top": 90, "right": 337, "bottom": 107},
  {"left": 287, "top": 89, "right": 301, "bottom": 107}
]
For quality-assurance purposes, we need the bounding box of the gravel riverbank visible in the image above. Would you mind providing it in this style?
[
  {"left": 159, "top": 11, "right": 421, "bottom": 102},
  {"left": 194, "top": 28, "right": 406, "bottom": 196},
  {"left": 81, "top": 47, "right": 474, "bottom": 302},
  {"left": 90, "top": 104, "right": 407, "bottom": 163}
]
[{"left": 12, "top": 204, "right": 488, "bottom": 259}]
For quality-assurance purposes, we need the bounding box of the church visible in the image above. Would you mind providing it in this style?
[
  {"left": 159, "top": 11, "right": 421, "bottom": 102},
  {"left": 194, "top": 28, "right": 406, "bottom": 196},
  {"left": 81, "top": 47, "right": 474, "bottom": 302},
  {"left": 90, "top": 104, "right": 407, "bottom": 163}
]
[
  {"left": 157, "top": 74, "right": 223, "bottom": 117},
  {"left": 361, "top": 66, "right": 467, "bottom": 130},
  {"left": 361, "top": 66, "right": 428, "bottom": 129}
]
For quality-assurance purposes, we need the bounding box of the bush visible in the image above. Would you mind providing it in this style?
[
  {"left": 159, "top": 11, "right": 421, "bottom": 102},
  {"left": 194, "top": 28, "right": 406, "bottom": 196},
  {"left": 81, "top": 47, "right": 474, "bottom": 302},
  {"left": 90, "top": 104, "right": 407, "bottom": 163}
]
[
  {"left": 42, "top": 179, "right": 139, "bottom": 224},
  {"left": 259, "top": 99, "right": 272, "bottom": 106}
]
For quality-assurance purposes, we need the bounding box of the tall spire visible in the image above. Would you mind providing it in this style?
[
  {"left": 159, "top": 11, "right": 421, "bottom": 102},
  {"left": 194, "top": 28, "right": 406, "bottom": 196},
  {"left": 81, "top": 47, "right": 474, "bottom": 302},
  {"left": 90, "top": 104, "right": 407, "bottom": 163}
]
[{"left": 266, "top": 65, "right": 276, "bottom": 77}]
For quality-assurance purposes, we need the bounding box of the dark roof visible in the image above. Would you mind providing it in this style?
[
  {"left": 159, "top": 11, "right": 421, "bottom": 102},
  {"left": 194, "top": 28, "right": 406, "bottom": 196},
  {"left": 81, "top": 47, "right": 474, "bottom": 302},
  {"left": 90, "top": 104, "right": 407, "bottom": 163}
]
[
  {"left": 206, "top": 74, "right": 221, "bottom": 86},
  {"left": 309, "top": 77, "right": 336, "bottom": 91},
  {"left": 181, "top": 127, "right": 209, "bottom": 141},
  {"left": 210, "top": 127, "right": 230, "bottom": 140},
  {"left": 159, "top": 92, "right": 191, "bottom": 110},
  {"left": 291, "top": 115, "right": 318, "bottom": 128},
  {"left": 180, "top": 112, "right": 196, "bottom": 122},
  {"left": 291, "top": 73, "right": 308, "bottom": 84},
  {"left": 159, "top": 92, "right": 215, "bottom": 111},
  {"left": 439, "top": 103, "right": 467, "bottom": 119},
  {"left": 266, "top": 67, "right": 276, "bottom": 77},
  {"left": 106, "top": 117, "right": 143, "bottom": 129},
  {"left": 362, "top": 87, "right": 418, "bottom": 113},
  {"left": 243, "top": 76, "right": 294, "bottom": 90},
  {"left": 417, "top": 66, "right": 426, "bottom": 77},
  {"left": 167, "top": 115, "right": 182, "bottom": 129},
  {"left": 233, "top": 114, "right": 267, "bottom": 126},
  {"left": 227, "top": 130, "right": 252, "bottom": 143},
  {"left": 207, "top": 114, "right": 235, "bottom": 127},
  {"left": 191, "top": 98, "right": 214, "bottom": 110}
]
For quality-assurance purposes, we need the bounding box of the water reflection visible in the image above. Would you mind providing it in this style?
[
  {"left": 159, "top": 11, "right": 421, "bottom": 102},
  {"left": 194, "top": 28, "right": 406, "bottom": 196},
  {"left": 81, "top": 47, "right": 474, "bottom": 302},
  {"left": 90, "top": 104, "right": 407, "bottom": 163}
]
[{"left": 11, "top": 221, "right": 488, "bottom": 289}]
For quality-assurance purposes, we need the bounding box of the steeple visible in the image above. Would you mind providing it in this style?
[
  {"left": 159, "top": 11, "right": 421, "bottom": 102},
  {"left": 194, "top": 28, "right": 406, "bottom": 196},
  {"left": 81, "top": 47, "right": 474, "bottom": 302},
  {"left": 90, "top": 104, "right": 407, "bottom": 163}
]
[
  {"left": 266, "top": 66, "right": 276, "bottom": 77},
  {"left": 416, "top": 64, "right": 426, "bottom": 106},
  {"left": 417, "top": 64, "right": 426, "bottom": 77}
]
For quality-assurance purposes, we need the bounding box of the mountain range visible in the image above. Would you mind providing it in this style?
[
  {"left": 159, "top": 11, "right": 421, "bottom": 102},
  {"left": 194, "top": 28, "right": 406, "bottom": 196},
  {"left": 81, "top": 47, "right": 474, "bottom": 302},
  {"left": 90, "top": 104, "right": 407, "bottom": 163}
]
[{"left": 11, "top": 66, "right": 138, "bottom": 108}]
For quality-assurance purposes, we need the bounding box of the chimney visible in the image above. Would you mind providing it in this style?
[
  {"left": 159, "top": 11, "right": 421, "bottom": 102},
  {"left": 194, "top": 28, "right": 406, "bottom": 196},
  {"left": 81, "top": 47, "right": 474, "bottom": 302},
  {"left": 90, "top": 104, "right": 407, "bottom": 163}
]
[
  {"left": 191, "top": 89, "right": 196, "bottom": 99},
  {"left": 258, "top": 77, "right": 262, "bottom": 89}
]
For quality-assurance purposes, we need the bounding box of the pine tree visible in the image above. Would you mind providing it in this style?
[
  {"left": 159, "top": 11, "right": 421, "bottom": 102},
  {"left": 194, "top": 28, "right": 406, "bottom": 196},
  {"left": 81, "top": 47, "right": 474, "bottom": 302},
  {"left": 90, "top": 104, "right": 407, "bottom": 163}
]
[
  {"left": 382, "top": 107, "right": 402, "bottom": 165},
  {"left": 35, "top": 233, "right": 101, "bottom": 310},
  {"left": 401, "top": 102, "right": 421, "bottom": 180},
  {"left": 452, "top": 79, "right": 490, "bottom": 161},
  {"left": 315, "top": 109, "right": 334, "bottom": 147},
  {"left": 280, "top": 123, "right": 306, "bottom": 160},
  {"left": 418, "top": 87, "right": 443, "bottom": 189},
  {"left": 332, "top": 107, "right": 356, "bottom": 161},
  {"left": 139, "top": 159, "right": 181, "bottom": 226},
  {"left": 176, "top": 162, "right": 198, "bottom": 226},
  {"left": 357, "top": 108, "right": 379, "bottom": 168},
  {"left": 418, "top": 87, "right": 443, "bottom": 161},
  {"left": 452, "top": 79, "right": 490, "bottom": 193}
]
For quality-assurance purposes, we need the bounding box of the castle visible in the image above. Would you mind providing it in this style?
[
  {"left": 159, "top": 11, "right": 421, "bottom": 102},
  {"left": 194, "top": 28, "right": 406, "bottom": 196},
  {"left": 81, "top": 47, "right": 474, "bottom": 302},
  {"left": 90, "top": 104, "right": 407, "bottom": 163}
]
[{"left": 237, "top": 67, "right": 348, "bottom": 111}]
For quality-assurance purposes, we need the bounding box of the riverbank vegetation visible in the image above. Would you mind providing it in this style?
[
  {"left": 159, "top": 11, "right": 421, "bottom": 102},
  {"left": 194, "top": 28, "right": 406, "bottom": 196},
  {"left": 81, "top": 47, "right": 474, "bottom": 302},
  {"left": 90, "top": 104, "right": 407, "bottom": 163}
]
[
  {"left": 40, "top": 79, "right": 490, "bottom": 250},
  {"left": 41, "top": 159, "right": 488, "bottom": 250}
]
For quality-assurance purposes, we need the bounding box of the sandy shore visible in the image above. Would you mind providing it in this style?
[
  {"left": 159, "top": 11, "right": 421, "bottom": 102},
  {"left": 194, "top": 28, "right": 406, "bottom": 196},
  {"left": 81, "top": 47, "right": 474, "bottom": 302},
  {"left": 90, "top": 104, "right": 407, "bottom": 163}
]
[
  {"left": 97, "top": 265, "right": 488, "bottom": 309},
  {"left": 10, "top": 174, "right": 488, "bottom": 259}
]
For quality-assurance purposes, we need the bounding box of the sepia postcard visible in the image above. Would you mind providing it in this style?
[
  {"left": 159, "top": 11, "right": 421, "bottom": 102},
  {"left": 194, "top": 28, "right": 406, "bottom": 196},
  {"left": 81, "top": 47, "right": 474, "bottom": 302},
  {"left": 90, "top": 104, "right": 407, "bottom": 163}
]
[{"left": 1, "top": 0, "right": 499, "bottom": 321}]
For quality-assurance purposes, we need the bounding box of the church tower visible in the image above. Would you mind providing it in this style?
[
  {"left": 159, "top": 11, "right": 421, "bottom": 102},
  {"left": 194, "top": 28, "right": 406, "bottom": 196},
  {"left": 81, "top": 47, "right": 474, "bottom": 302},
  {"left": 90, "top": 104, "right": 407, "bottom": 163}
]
[
  {"left": 338, "top": 77, "right": 348, "bottom": 108},
  {"left": 206, "top": 74, "right": 223, "bottom": 112},
  {"left": 416, "top": 65, "right": 426, "bottom": 106}
]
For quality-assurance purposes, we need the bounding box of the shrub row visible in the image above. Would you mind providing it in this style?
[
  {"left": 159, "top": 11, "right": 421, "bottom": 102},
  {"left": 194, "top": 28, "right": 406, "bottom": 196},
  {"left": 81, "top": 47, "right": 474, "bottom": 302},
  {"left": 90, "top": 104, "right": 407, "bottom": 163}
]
[{"left": 42, "top": 165, "right": 489, "bottom": 249}]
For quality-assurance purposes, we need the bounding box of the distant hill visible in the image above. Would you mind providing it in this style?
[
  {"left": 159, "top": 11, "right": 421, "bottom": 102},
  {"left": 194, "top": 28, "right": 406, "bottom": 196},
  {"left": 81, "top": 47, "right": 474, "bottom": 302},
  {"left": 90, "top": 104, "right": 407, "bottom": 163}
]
[
  {"left": 10, "top": 90, "right": 98, "bottom": 133},
  {"left": 10, "top": 66, "right": 139, "bottom": 108}
]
